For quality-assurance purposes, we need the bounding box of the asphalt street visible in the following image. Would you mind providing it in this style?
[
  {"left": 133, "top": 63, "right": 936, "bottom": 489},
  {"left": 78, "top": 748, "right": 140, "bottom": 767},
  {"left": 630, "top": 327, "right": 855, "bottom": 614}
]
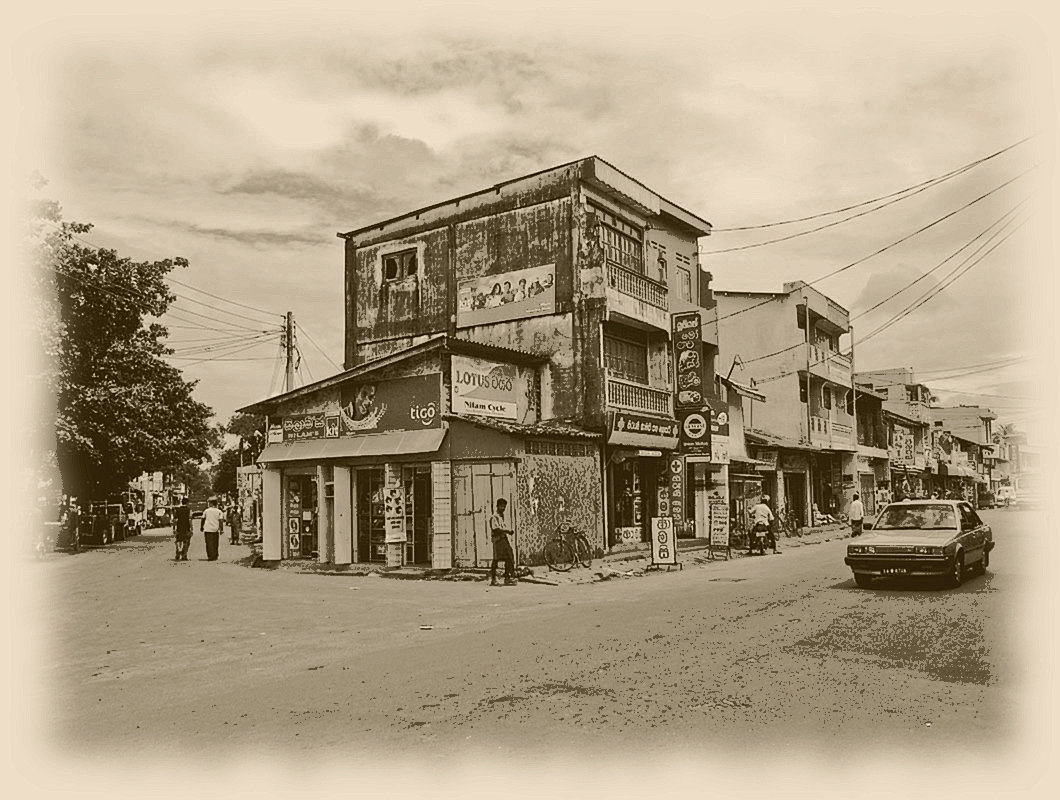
[{"left": 10, "top": 508, "right": 1054, "bottom": 796}]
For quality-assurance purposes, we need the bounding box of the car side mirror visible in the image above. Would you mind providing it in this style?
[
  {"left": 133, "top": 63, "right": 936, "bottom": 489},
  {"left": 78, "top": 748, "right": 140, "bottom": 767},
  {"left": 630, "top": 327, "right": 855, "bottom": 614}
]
[{"left": 862, "top": 521, "right": 873, "bottom": 530}]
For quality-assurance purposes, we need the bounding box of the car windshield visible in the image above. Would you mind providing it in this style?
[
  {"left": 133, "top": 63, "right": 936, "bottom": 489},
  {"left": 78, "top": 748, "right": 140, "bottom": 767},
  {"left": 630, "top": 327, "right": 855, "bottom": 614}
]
[{"left": 874, "top": 504, "right": 958, "bottom": 530}]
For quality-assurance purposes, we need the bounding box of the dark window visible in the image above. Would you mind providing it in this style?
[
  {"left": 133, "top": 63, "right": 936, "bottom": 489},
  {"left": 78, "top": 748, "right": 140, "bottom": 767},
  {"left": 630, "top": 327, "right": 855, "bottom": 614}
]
[
  {"left": 604, "top": 333, "right": 649, "bottom": 384},
  {"left": 382, "top": 249, "right": 418, "bottom": 282},
  {"left": 822, "top": 386, "right": 832, "bottom": 410},
  {"left": 799, "top": 380, "right": 807, "bottom": 404},
  {"left": 592, "top": 205, "right": 645, "bottom": 276}
]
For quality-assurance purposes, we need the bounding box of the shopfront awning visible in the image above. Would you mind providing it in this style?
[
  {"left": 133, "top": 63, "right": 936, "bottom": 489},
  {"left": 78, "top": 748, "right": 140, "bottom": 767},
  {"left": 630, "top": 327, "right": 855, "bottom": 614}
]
[
  {"left": 257, "top": 429, "right": 447, "bottom": 464},
  {"left": 939, "top": 462, "right": 977, "bottom": 479}
]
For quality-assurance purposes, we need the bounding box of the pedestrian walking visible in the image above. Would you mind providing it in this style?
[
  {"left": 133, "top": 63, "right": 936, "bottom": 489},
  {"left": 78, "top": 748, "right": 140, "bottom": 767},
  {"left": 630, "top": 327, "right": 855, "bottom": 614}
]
[
  {"left": 201, "top": 498, "right": 223, "bottom": 561},
  {"left": 227, "top": 503, "right": 242, "bottom": 545},
  {"left": 849, "top": 493, "right": 865, "bottom": 537},
  {"left": 488, "top": 499, "right": 517, "bottom": 586},
  {"left": 749, "top": 495, "right": 776, "bottom": 555},
  {"left": 173, "top": 497, "right": 192, "bottom": 561}
]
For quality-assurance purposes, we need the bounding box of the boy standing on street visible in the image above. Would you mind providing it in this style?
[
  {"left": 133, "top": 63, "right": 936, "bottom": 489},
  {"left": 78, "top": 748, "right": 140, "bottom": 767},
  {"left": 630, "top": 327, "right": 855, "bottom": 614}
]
[
  {"left": 488, "top": 499, "right": 517, "bottom": 587},
  {"left": 173, "top": 497, "right": 192, "bottom": 561}
]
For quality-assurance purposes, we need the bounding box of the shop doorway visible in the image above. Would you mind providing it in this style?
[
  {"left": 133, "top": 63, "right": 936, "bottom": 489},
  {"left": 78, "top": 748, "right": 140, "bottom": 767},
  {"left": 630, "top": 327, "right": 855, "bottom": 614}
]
[
  {"left": 285, "top": 474, "right": 318, "bottom": 559},
  {"left": 859, "top": 474, "right": 876, "bottom": 515},
  {"left": 355, "top": 467, "right": 386, "bottom": 563},
  {"left": 452, "top": 461, "right": 517, "bottom": 568},
  {"left": 606, "top": 456, "right": 662, "bottom": 546},
  {"left": 402, "top": 465, "right": 432, "bottom": 566},
  {"left": 783, "top": 472, "right": 807, "bottom": 527}
]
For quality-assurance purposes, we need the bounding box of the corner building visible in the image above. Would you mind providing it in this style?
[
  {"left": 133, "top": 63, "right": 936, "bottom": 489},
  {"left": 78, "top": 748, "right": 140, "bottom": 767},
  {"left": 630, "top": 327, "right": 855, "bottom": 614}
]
[{"left": 240, "top": 158, "right": 715, "bottom": 566}]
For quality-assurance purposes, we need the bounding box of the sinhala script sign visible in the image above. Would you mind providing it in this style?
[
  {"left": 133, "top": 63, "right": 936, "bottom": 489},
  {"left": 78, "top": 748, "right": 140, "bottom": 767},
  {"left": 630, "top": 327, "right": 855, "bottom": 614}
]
[
  {"left": 451, "top": 355, "right": 519, "bottom": 420},
  {"left": 650, "top": 516, "right": 678, "bottom": 566}
]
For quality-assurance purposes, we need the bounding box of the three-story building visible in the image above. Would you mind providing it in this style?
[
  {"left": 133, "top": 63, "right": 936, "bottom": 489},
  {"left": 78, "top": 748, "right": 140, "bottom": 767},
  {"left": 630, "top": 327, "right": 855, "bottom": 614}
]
[{"left": 240, "top": 157, "right": 714, "bottom": 566}]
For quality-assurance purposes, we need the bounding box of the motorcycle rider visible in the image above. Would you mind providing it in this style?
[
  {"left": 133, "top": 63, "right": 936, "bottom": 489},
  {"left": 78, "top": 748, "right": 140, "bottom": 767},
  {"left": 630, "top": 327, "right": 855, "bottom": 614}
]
[{"left": 749, "top": 495, "right": 776, "bottom": 556}]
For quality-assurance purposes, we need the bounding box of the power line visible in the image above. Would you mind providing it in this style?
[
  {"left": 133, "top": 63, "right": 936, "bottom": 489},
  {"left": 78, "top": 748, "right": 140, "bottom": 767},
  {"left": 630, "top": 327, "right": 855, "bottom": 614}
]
[
  {"left": 167, "top": 275, "right": 281, "bottom": 319},
  {"left": 297, "top": 324, "right": 342, "bottom": 372},
  {"left": 850, "top": 198, "right": 1030, "bottom": 322},
  {"left": 709, "top": 167, "right": 1034, "bottom": 328},
  {"left": 707, "top": 136, "right": 1034, "bottom": 232}
]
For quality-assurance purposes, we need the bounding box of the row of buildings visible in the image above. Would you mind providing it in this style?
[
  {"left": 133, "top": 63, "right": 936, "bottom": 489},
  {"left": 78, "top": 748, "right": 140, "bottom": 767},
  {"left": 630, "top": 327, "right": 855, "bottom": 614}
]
[{"left": 238, "top": 157, "right": 1028, "bottom": 569}]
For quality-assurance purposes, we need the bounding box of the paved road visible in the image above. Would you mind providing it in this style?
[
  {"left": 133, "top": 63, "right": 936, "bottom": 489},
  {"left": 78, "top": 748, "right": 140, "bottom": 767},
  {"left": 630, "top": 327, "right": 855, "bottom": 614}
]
[{"left": 11, "top": 509, "right": 1053, "bottom": 794}]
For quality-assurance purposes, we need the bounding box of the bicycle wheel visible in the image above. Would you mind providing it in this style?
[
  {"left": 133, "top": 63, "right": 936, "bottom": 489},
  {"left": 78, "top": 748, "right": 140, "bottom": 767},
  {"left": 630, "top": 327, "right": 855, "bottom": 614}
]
[
  {"left": 573, "top": 533, "right": 593, "bottom": 568},
  {"left": 543, "top": 538, "right": 575, "bottom": 572}
]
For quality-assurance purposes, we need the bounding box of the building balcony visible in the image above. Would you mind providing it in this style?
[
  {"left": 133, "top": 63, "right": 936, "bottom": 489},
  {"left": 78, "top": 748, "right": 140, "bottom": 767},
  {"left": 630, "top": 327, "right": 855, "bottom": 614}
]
[
  {"left": 606, "top": 375, "right": 672, "bottom": 416},
  {"left": 806, "top": 343, "right": 851, "bottom": 385},
  {"left": 606, "top": 262, "right": 670, "bottom": 331},
  {"left": 802, "top": 415, "right": 855, "bottom": 450}
]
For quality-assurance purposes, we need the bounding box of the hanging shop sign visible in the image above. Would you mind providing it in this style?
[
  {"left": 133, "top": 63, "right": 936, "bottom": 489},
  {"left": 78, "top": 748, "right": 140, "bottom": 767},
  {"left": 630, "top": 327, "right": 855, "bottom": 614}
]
[
  {"left": 340, "top": 374, "right": 442, "bottom": 434},
  {"left": 267, "top": 425, "right": 284, "bottom": 444},
  {"left": 668, "top": 455, "right": 685, "bottom": 525},
  {"left": 451, "top": 355, "right": 520, "bottom": 420},
  {"left": 711, "top": 406, "right": 730, "bottom": 438},
  {"left": 283, "top": 413, "right": 327, "bottom": 442},
  {"left": 650, "top": 516, "right": 678, "bottom": 566},
  {"left": 457, "top": 264, "right": 556, "bottom": 328},
  {"left": 608, "top": 411, "right": 680, "bottom": 449},
  {"left": 678, "top": 408, "right": 712, "bottom": 456},
  {"left": 672, "top": 311, "right": 706, "bottom": 410}
]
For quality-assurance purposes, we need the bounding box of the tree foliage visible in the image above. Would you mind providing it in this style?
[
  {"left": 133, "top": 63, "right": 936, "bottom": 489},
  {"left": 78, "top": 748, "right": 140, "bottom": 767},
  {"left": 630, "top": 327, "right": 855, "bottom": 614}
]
[
  {"left": 210, "top": 412, "right": 266, "bottom": 498},
  {"left": 31, "top": 190, "right": 221, "bottom": 499}
]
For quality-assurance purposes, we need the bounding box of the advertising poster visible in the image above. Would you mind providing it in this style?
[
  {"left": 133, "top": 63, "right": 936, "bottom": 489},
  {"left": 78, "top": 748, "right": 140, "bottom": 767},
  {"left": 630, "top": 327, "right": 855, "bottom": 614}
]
[
  {"left": 339, "top": 374, "right": 441, "bottom": 434},
  {"left": 451, "top": 355, "right": 520, "bottom": 420},
  {"left": 650, "top": 516, "right": 678, "bottom": 565},
  {"left": 678, "top": 408, "right": 711, "bottom": 456},
  {"left": 456, "top": 264, "right": 556, "bottom": 328},
  {"left": 672, "top": 311, "right": 706, "bottom": 409}
]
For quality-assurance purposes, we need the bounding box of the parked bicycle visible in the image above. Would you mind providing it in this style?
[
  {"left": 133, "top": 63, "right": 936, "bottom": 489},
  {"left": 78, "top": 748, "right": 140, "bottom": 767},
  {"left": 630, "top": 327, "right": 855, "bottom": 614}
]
[{"left": 543, "top": 522, "right": 593, "bottom": 572}]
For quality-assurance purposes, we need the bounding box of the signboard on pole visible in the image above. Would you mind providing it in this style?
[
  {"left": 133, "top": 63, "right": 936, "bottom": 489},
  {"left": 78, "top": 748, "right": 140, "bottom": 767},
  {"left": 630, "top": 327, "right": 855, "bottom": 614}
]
[
  {"left": 678, "top": 408, "right": 712, "bottom": 456},
  {"left": 672, "top": 311, "right": 706, "bottom": 410},
  {"left": 668, "top": 455, "right": 685, "bottom": 526},
  {"left": 650, "top": 516, "right": 678, "bottom": 566}
]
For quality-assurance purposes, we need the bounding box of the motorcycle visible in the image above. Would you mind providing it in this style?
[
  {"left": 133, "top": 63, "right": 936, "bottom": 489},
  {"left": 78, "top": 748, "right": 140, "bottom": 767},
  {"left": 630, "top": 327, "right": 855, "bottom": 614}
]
[{"left": 748, "top": 522, "right": 777, "bottom": 556}]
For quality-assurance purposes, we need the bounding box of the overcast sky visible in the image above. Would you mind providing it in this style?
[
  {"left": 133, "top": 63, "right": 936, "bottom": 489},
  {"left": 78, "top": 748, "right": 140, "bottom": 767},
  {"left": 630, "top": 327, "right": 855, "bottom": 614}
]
[{"left": 11, "top": 1, "right": 1053, "bottom": 439}]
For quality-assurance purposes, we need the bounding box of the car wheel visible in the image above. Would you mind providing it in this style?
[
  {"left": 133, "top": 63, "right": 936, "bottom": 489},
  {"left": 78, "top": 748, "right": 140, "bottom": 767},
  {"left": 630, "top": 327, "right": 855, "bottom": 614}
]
[
  {"left": 946, "top": 553, "right": 964, "bottom": 588},
  {"left": 854, "top": 573, "right": 873, "bottom": 588}
]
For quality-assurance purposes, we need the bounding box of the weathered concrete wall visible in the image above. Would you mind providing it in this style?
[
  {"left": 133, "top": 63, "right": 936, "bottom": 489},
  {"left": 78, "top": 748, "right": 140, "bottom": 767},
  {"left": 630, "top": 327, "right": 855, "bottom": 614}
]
[{"left": 516, "top": 449, "right": 603, "bottom": 564}]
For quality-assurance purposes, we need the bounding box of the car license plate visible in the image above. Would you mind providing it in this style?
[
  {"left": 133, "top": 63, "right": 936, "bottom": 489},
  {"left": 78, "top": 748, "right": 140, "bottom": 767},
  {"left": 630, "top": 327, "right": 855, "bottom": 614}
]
[{"left": 881, "top": 568, "right": 907, "bottom": 575}]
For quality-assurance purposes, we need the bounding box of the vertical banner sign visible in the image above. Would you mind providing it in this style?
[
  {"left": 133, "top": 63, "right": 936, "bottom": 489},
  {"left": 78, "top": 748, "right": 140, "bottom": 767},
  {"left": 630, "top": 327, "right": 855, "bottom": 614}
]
[
  {"left": 672, "top": 311, "right": 706, "bottom": 410},
  {"left": 668, "top": 455, "right": 685, "bottom": 525},
  {"left": 708, "top": 483, "right": 730, "bottom": 548},
  {"left": 678, "top": 408, "right": 712, "bottom": 456},
  {"left": 650, "top": 516, "right": 678, "bottom": 566}
]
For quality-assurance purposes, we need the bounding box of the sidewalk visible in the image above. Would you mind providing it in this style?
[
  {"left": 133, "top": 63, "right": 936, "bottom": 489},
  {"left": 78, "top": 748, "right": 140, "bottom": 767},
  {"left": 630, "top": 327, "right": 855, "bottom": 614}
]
[{"left": 244, "top": 522, "right": 855, "bottom": 587}]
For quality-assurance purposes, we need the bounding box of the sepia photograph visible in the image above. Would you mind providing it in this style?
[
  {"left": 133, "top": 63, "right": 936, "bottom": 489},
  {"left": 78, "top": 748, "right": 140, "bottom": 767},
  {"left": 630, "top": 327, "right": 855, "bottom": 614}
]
[{"left": 6, "top": 1, "right": 1056, "bottom": 797}]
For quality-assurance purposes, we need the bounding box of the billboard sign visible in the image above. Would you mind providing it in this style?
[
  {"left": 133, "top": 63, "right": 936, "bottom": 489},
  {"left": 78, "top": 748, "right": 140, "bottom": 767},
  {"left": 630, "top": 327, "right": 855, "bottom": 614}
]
[
  {"left": 283, "top": 413, "right": 327, "bottom": 442},
  {"left": 451, "top": 355, "right": 520, "bottom": 420},
  {"left": 457, "top": 264, "right": 556, "bottom": 328},
  {"left": 339, "top": 374, "right": 442, "bottom": 434}
]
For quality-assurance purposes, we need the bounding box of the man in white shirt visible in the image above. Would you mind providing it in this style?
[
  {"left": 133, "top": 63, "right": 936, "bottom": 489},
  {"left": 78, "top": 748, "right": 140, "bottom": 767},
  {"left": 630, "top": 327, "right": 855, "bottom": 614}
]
[
  {"left": 201, "top": 498, "right": 224, "bottom": 561},
  {"left": 849, "top": 493, "right": 865, "bottom": 537},
  {"left": 749, "top": 495, "right": 776, "bottom": 555}
]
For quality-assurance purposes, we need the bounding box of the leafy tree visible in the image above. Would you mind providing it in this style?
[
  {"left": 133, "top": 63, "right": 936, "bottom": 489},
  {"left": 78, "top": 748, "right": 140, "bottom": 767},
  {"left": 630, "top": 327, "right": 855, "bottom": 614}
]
[
  {"left": 209, "top": 412, "right": 266, "bottom": 498},
  {"left": 171, "top": 461, "right": 213, "bottom": 499},
  {"left": 30, "top": 189, "right": 221, "bottom": 499},
  {"left": 211, "top": 447, "right": 243, "bottom": 498}
]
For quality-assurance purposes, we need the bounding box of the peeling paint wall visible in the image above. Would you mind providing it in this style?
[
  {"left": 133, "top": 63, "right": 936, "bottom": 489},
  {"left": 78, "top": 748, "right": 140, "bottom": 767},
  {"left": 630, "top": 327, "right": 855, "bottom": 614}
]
[{"left": 516, "top": 450, "right": 603, "bottom": 564}]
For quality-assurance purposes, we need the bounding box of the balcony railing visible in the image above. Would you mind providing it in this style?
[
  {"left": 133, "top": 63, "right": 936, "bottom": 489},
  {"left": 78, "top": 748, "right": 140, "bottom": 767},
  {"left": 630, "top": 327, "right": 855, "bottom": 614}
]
[
  {"left": 606, "top": 375, "right": 672, "bottom": 416},
  {"left": 806, "top": 415, "right": 854, "bottom": 444},
  {"left": 807, "top": 344, "right": 852, "bottom": 383},
  {"left": 607, "top": 263, "right": 667, "bottom": 310}
]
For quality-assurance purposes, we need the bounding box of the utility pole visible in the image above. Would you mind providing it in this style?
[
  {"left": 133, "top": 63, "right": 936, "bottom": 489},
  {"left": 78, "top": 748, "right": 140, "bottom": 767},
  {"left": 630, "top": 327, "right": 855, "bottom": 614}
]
[{"left": 285, "top": 311, "right": 295, "bottom": 393}]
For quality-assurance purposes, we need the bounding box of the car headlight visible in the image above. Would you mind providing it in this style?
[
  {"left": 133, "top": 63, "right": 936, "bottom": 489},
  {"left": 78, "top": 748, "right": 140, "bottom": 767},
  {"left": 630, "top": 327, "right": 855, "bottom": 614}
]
[
  {"left": 866, "top": 546, "right": 875, "bottom": 554},
  {"left": 849, "top": 546, "right": 862, "bottom": 554}
]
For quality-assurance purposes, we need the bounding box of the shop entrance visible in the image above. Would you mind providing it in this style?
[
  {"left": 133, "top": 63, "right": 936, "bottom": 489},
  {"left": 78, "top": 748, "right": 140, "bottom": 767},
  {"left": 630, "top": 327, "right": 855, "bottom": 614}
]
[
  {"left": 607, "top": 455, "right": 663, "bottom": 546},
  {"left": 402, "top": 465, "right": 432, "bottom": 566},
  {"left": 859, "top": 474, "right": 876, "bottom": 515},
  {"left": 285, "top": 474, "right": 318, "bottom": 559},
  {"left": 356, "top": 467, "right": 386, "bottom": 563},
  {"left": 783, "top": 472, "right": 807, "bottom": 527}
]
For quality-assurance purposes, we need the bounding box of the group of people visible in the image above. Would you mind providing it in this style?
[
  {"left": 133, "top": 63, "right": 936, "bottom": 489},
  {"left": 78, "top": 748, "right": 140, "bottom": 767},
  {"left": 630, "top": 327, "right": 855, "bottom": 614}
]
[
  {"left": 171, "top": 497, "right": 243, "bottom": 562},
  {"left": 464, "top": 273, "right": 554, "bottom": 311}
]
